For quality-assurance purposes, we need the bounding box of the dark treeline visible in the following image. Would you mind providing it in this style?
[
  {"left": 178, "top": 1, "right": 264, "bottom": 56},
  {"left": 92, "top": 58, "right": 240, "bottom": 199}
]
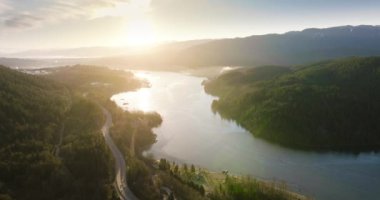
[{"left": 205, "top": 57, "right": 380, "bottom": 151}]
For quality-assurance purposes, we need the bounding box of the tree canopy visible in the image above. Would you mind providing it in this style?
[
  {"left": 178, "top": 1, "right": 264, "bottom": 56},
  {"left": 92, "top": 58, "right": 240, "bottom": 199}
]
[{"left": 205, "top": 57, "right": 380, "bottom": 151}]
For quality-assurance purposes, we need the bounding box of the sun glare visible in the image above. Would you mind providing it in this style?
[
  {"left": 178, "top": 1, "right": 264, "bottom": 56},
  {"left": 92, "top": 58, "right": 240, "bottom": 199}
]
[
  {"left": 100, "top": 0, "right": 158, "bottom": 48},
  {"left": 124, "top": 19, "right": 157, "bottom": 47}
]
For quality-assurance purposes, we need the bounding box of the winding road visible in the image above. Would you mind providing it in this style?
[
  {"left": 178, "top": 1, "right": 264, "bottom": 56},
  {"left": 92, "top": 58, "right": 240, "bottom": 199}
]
[{"left": 99, "top": 106, "right": 138, "bottom": 200}]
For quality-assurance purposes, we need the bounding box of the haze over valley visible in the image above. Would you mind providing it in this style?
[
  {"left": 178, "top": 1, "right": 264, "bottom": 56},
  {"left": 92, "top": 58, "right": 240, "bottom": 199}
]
[{"left": 1, "top": 1, "right": 380, "bottom": 200}]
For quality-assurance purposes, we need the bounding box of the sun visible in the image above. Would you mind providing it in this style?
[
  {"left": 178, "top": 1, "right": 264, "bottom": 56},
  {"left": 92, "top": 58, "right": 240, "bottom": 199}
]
[{"left": 124, "top": 18, "right": 157, "bottom": 48}]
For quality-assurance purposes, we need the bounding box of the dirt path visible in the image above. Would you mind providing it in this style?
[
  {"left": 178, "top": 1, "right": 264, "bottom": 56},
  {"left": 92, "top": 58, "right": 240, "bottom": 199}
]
[{"left": 54, "top": 124, "right": 65, "bottom": 157}]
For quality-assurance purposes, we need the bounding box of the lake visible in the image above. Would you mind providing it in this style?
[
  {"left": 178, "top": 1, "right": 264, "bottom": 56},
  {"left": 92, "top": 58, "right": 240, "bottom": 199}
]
[{"left": 111, "top": 70, "right": 380, "bottom": 200}]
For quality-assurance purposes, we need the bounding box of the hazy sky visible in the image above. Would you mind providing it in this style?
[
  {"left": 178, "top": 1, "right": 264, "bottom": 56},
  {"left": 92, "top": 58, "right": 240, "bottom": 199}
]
[{"left": 0, "top": 0, "right": 379, "bottom": 51}]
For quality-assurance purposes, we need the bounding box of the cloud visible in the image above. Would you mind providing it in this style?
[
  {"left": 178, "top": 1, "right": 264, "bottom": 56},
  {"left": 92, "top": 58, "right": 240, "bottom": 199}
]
[
  {"left": 0, "top": 0, "right": 10, "bottom": 13},
  {"left": 4, "top": 14, "right": 43, "bottom": 28},
  {"left": 0, "top": 0, "right": 132, "bottom": 30}
]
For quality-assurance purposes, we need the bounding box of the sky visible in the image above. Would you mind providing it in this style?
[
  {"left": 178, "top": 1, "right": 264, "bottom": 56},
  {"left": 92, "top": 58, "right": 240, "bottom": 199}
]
[{"left": 0, "top": 0, "right": 380, "bottom": 51}]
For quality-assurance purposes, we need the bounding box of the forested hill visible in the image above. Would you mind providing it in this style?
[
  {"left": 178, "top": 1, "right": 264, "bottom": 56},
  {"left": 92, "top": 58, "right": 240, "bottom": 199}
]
[
  {"left": 204, "top": 57, "right": 380, "bottom": 151},
  {"left": 0, "top": 66, "right": 115, "bottom": 200},
  {"left": 0, "top": 66, "right": 71, "bottom": 145}
]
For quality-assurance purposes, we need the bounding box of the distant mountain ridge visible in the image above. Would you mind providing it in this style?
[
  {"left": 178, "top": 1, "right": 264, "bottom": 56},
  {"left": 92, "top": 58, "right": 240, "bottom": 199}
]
[
  {"left": 5, "top": 46, "right": 132, "bottom": 58},
  {"left": 2, "top": 25, "right": 380, "bottom": 69},
  {"left": 1, "top": 39, "right": 211, "bottom": 59},
  {"left": 174, "top": 25, "right": 380, "bottom": 66}
]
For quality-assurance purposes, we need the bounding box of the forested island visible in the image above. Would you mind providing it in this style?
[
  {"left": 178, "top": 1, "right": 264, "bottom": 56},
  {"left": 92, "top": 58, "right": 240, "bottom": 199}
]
[{"left": 204, "top": 57, "right": 380, "bottom": 151}]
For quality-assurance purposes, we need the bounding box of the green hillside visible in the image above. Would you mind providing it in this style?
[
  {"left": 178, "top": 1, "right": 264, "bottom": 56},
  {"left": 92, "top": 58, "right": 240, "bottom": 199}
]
[
  {"left": 205, "top": 57, "right": 380, "bottom": 150},
  {"left": 0, "top": 66, "right": 114, "bottom": 200},
  {"left": 0, "top": 66, "right": 70, "bottom": 145}
]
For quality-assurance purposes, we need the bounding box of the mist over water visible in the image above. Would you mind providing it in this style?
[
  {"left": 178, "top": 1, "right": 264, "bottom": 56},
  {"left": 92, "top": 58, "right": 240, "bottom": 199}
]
[{"left": 112, "top": 71, "right": 380, "bottom": 200}]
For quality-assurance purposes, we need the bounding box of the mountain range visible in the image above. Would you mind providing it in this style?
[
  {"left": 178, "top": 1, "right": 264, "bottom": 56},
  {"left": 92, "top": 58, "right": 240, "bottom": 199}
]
[
  {"left": 2, "top": 25, "right": 380, "bottom": 69},
  {"left": 174, "top": 25, "right": 380, "bottom": 66}
]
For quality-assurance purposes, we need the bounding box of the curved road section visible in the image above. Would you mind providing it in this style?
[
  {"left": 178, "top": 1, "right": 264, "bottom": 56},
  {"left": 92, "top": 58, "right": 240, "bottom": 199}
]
[{"left": 100, "top": 106, "right": 138, "bottom": 200}]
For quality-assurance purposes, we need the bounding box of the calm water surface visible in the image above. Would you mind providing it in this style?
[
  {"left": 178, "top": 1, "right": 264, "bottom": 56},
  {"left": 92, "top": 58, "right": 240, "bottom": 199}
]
[{"left": 112, "top": 71, "right": 380, "bottom": 200}]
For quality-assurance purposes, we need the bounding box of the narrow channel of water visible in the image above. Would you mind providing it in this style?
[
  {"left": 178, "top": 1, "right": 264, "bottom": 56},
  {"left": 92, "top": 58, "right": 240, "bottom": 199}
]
[{"left": 111, "top": 71, "right": 380, "bottom": 200}]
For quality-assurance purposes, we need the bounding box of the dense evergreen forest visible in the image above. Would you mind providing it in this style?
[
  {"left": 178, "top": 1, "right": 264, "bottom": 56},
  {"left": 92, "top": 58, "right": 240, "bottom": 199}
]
[
  {"left": 205, "top": 57, "right": 380, "bottom": 150},
  {"left": 0, "top": 66, "right": 120, "bottom": 200}
]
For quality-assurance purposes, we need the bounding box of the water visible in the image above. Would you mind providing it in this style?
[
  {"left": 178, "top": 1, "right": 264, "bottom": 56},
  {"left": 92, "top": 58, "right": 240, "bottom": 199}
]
[{"left": 112, "top": 71, "right": 380, "bottom": 200}]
